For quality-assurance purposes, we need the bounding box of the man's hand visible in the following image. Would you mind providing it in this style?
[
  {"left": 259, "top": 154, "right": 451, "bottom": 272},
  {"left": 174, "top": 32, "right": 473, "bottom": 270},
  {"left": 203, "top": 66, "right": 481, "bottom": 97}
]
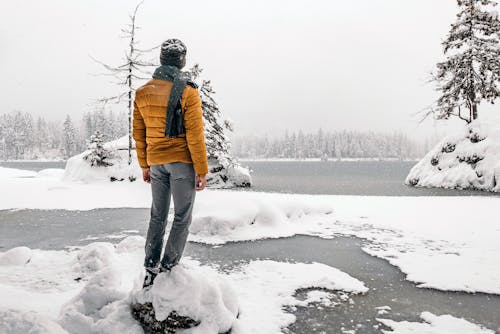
[
  {"left": 142, "top": 168, "right": 151, "bottom": 183},
  {"left": 195, "top": 175, "right": 207, "bottom": 191}
]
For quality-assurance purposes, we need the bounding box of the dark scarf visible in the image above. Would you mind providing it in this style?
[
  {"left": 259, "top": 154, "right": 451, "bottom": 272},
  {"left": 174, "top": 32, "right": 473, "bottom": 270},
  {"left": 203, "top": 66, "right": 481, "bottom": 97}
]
[{"left": 152, "top": 65, "right": 188, "bottom": 138}]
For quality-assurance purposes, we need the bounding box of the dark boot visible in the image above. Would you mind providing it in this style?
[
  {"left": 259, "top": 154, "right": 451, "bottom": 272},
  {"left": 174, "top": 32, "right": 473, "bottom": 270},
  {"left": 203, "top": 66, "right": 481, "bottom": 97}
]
[{"left": 143, "top": 267, "right": 159, "bottom": 289}]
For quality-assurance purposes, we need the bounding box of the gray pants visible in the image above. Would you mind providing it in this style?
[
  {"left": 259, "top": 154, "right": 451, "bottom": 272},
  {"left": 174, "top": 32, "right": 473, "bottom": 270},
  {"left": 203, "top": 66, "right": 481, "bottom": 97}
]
[{"left": 144, "top": 162, "right": 196, "bottom": 269}]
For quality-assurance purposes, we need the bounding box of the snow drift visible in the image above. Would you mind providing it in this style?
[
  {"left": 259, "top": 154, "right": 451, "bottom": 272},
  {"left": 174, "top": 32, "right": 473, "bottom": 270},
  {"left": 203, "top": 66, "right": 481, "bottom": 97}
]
[{"left": 406, "top": 116, "right": 500, "bottom": 192}]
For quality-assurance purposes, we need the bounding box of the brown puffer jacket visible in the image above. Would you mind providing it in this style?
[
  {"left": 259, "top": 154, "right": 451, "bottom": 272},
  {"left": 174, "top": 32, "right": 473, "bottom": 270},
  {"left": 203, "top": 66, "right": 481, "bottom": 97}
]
[{"left": 132, "top": 78, "right": 208, "bottom": 176}]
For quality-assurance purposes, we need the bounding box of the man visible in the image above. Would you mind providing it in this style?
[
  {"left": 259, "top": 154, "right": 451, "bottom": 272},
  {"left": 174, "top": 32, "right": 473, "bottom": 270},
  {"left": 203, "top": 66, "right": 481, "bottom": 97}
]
[{"left": 132, "top": 39, "right": 208, "bottom": 288}]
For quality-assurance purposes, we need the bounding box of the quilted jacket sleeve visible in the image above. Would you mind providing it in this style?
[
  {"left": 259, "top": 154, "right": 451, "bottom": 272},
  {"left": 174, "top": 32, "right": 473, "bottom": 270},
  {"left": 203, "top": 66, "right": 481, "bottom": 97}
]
[
  {"left": 183, "top": 86, "right": 209, "bottom": 177},
  {"left": 132, "top": 100, "right": 148, "bottom": 168}
]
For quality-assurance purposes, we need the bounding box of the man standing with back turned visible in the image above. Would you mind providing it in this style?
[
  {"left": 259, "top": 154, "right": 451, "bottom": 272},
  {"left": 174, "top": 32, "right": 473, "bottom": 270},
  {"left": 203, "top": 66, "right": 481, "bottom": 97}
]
[{"left": 132, "top": 39, "right": 208, "bottom": 288}]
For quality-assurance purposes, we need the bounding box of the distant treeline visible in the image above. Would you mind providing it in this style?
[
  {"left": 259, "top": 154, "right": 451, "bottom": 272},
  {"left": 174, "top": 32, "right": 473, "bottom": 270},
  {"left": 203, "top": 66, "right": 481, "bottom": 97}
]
[
  {"left": 1, "top": 110, "right": 429, "bottom": 161},
  {"left": 0, "top": 109, "right": 127, "bottom": 160},
  {"left": 232, "top": 130, "right": 430, "bottom": 160}
]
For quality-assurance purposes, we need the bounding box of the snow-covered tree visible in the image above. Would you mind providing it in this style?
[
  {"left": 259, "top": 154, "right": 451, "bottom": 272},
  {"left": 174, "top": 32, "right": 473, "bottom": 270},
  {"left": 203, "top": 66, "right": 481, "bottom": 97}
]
[
  {"left": 92, "top": 1, "right": 156, "bottom": 165},
  {"left": 82, "top": 131, "right": 114, "bottom": 167},
  {"left": 188, "top": 64, "right": 251, "bottom": 187},
  {"left": 426, "top": 0, "right": 500, "bottom": 123},
  {"left": 62, "top": 115, "right": 78, "bottom": 159},
  {"left": 189, "top": 65, "right": 233, "bottom": 162}
]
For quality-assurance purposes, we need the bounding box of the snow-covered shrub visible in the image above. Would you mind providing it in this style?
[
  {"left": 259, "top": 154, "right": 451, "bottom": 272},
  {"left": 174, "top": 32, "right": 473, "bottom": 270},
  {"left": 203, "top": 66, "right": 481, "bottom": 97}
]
[
  {"left": 406, "top": 116, "right": 500, "bottom": 192},
  {"left": 82, "top": 131, "right": 114, "bottom": 167}
]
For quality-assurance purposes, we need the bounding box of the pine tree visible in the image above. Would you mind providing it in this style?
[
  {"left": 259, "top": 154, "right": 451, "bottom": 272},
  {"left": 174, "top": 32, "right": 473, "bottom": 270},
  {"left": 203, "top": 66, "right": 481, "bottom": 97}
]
[
  {"left": 83, "top": 130, "right": 114, "bottom": 167},
  {"left": 427, "top": 0, "right": 500, "bottom": 123},
  {"left": 188, "top": 65, "right": 234, "bottom": 165},
  {"left": 62, "top": 115, "right": 78, "bottom": 159},
  {"left": 187, "top": 64, "right": 251, "bottom": 187}
]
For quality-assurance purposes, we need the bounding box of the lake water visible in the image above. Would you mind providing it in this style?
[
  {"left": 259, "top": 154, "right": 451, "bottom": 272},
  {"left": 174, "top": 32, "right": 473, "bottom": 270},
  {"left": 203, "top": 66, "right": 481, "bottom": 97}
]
[{"left": 1, "top": 160, "right": 498, "bottom": 197}]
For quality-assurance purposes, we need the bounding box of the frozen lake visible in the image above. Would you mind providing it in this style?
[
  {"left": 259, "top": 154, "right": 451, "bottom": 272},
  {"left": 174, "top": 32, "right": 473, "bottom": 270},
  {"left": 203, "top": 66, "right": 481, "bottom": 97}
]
[
  {"left": 1, "top": 160, "right": 498, "bottom": 196},
  {"left": 1, "top": 208, "right": 499, "bottom": 333}
]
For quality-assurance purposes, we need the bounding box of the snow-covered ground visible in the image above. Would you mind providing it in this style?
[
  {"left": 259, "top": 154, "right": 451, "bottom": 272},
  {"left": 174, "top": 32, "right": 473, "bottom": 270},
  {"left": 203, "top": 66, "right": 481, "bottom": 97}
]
[
  {"left": 406, "top": 115, "right": 500, "bottom": 192},
  {"left": 1, "top": 166, "right": 499, "bottom": 333},
  {"left": 0, "top": 238, "right": 368, "bottom": 334}
]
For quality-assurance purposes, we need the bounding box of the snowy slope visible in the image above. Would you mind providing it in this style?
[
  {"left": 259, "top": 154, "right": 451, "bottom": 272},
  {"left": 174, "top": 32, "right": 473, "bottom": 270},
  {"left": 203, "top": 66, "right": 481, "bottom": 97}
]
[{"left": 406, "top": 116, "right": 500, "bottom": 192}]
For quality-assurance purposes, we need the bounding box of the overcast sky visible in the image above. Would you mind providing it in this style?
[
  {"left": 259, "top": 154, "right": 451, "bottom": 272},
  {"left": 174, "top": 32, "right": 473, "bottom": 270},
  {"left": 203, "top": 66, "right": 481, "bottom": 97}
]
[{"left": 1, "top": 0, "right": 485, "bottom": 139}]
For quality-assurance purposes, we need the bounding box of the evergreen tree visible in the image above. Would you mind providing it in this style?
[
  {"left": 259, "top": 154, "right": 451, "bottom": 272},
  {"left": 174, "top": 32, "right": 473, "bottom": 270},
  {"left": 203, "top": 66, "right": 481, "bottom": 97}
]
[
  {"left": 187, "top": 64, "right": 251, "bottom": 187},
  {"left": 62, "top": 115, "right": 78, "bottom": 159},
  {"left": 188, "top": 65, "right": 234, "bottom": 165},
  {"left": 83, "top": 130, "right": 114, "bottom": 167},
  {"left": 427, "top": 0, "right": 500, "bottom": 123}
]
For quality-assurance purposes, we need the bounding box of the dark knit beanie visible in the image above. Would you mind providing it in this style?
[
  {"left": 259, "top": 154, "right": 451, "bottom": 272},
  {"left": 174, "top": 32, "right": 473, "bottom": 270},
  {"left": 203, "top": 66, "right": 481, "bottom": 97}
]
[{"left": 160, "top": 39, "right": 187, "bottom": 69}]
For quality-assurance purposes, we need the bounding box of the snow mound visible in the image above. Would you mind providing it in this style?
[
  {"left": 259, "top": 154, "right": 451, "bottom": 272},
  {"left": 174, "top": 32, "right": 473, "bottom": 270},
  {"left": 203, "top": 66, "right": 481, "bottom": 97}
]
[
  {"left": 0, "top": 247, "right": 32, "bottom": 266},
  {"left": 63, "top": 135, "right": 141, "bottom": 183},
  {"left": 0, "top": 309, "right": 68, "bottom": 334},
  {"left": 406, "top": 117, "right": 500, "bottom": 192},
  {"left": 57, "top": 239, "right": 145, "bottom": 334},
  {"left": 131, "top": 263, "right": 239, "bottom": 334},
  {"left": 75, "top": 242, "right": 116, "bottom": 273},
  {"left": 59, "top": 266, "right": 141, "bottom": 334},
  {"left": 378, "top": 311, "right": 495, "bottom": 334},
  {"left": 190, "top": 191, "right": 333, "bottom": 244}
]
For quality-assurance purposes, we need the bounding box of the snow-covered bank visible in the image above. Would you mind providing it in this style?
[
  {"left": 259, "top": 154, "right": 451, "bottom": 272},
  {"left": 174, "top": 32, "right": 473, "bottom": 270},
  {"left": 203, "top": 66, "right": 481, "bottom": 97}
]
[
  {"left": 406, "top": 116, "right": 500, "bottom": 192},
  {"left": 1, "top": 166, "right": 500, "bottom": 295},
  {"left": 0, "top": 238, "right": 367, "bottom": 334}
]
